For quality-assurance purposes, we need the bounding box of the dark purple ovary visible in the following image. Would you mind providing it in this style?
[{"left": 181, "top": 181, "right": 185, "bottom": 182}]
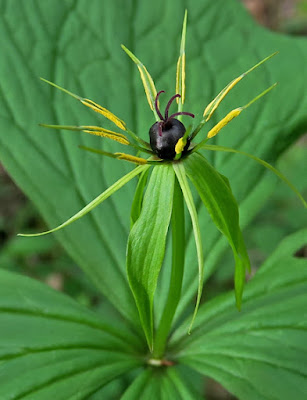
[
  {"left": 149, "top": 118, "right": 190, "bottom": 160},
  {"left": 148, "top": 91, "right": 194, "bottom": 160}
]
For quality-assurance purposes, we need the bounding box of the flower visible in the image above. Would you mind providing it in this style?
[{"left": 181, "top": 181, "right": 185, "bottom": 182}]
[{"left": 19, "top": 11, "right": 306, "bottom": 348}]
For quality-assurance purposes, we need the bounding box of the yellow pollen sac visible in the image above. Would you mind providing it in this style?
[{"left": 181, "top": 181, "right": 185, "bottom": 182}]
[
  {"left": 204, "top": 76, "right": 243, "bottom": 121},
  {"left": 207, "top": 108, "right": 242, "bottom": 139},
  {"left": 176, "top": 10, "right": 187, "bottom": 106},
  {"left": 83, "top": 128, "right": 129, "bottom": 145},
  {"left": 121, "top": 45, "right": 158, "bottom": 115},
  {"left": 175, "top": 137, "right": 186, "bottom": 154},
  {"left": 176, "top": 53, "right": 186, "bottom": 104},
  {"left": 115, "top": 153, "right": 148, "bottom": 165},
  {"left": 81, "top": 99, "right": 126, "bottom": 131},
  {"left": 181, "top": 53, "right": 186, "bottom": 103},
  {"left": 82, "top": 126, "right": 127, "bottom": 139}
]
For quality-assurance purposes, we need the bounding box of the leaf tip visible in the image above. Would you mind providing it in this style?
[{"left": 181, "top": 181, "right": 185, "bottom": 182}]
[
  {"left": 235, "top": 291, "right": 243, "bottom": 311},
  {"left": 121, "top": 44, "right": 130, "bottom": 56}
]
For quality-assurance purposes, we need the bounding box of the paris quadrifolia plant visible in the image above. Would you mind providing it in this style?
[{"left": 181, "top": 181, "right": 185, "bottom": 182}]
[{"left": 19, "top": 11, "right": 306, "bottom": 357}]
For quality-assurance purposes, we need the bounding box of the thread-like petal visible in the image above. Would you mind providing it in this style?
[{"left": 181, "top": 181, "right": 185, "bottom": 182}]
[{"left": 175, "top": 137, "right": 186, "bottom": 154}]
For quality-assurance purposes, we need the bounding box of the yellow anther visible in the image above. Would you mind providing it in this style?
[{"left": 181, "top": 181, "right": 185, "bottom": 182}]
[
  {"left": 83, "top": 128, "right": 129, "bottom": 145},
  {"left": 176, "top": 10, "right": 187, "bottom": 108},
  {"left": 176, "top": 56, "right": 181, "bottom": 102},
  {"left": 207, "top": 108, "right": 242, "bottom": 138},
  {"left": 181, "top": 53, "right": 186, "bottom": 103},
  {"left": 204, "top": 76, "right": 243, "bottom": 121},
  {"left": 175, "top": 137, "right": 186, "bottom": 154},
  {"left": 121, "top": 45, "right": 158, "bottom": 114},
  {"left": 202, "top": 53, "right": 277, "bottom": 123},
  {"left": 176, "top": 54, "right": 186, "bottom": 104},
  {"left": 81, "top": 99, "right": 126, "bottom": 131},
  {"left": 115, "top": 153, "right": 148, "bottom": 165},
  {"left": 82, "top": 126, "right": 127, "bottom": 139}
]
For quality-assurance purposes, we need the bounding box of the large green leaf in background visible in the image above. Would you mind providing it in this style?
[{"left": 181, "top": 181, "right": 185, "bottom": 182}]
[
  {"left": 170, "top": 229, "right": 307, "bottom": 400},
  {"left": 1, "top": 0, "right": 307, "bottom": 326},
  {"left": 0, "top": 231, "right": 305, "bottom": 399},
  {"left": 0, "top": 269, "right": 141, "bottom": 399}
]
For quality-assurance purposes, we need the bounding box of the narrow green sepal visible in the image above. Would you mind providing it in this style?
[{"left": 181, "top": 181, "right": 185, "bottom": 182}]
[
  {"left": 18, "top": 165, "right": 148, "bottom": 237},
  {"left": 40, "top": 78, "right": 81, "bottom": 100},
  {"left": 201, "top": 144, "right": 307, "bottom": 208},
  {"left": 79, "top": 145, "right": 119, "bottom": 159}
]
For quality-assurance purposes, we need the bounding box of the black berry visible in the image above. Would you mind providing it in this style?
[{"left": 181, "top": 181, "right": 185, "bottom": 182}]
[{"left": 149, "top": 91, "right": 194, "bottom": 160}]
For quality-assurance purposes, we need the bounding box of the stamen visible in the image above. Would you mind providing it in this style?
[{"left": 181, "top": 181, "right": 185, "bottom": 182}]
[
  {"left": 115, "top": 153, "right": 148, "bottom": 165},
  {"left": 82, "top": 129, "right": 130, "bottom": 145},
  {"left": 155, "top": 90, "right": 165, "bottom": 120},
  {"left": 164, "top": 94, "right": 181, "bottom": 120},
  {"left": 81, "top": 99, "right": 127, "bottom": 130},
  {"left": 168, "top": 111, "right": 195, "bottom": 120},
  {"left": 175, "top": 137, "right": 186, "bottom": 154},
  {"left": 207, "top": 108, "right": 242, "bottom": 138}
]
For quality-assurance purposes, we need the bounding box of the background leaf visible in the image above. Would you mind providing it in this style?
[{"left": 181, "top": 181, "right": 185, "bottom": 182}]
[
  {"left": 0, "top": 269, "right": 141, "bottom": 399},
  {"left": 1, "top": 0, "right": 306, "bottom": 326},
  {"left": 171, "top": 229, "right": 307, "bottom": 400}
]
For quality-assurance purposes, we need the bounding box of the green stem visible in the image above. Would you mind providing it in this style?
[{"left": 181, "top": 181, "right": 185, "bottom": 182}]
[{"left": 153, "top": 177, "right": 185, "bottom": 358}]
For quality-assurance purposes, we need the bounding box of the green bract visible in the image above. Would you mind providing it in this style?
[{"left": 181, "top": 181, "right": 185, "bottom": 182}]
[{"left": 17, "top": 11, "right": 305, "bottom": 354}]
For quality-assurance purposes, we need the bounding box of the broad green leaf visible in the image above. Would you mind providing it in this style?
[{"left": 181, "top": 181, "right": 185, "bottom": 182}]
[
  {"left": 171, "top": 229, "right": 307, "bottom": 400},
  {"left": 0, "top": 269, "right": 141, "bottom": 399},
  {"left": 184, "top": 152, "right": 250, "bottom": 308},
  {"left": 153, "top": 178, "right": 185, "bottom": 358},
  {"left": 127, "top": 165, "right": 175, "bottom": 349},
  {"left": 1, "top": 0, "right": 307, "bottom": 326}
]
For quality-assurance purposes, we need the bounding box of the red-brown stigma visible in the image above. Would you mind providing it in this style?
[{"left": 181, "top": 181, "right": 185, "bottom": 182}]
[{"left": 154, "top": 91, "right": 194, "bottom": 136}]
